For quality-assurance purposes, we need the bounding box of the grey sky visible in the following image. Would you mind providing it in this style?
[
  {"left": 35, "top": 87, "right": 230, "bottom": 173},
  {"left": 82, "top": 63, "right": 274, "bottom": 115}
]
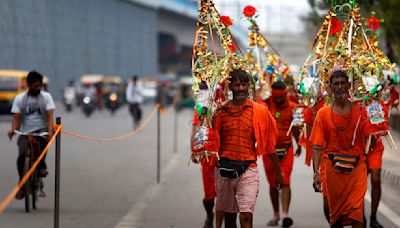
[{"left": 214, "top": 0, "right": 311, "bottom": 34}]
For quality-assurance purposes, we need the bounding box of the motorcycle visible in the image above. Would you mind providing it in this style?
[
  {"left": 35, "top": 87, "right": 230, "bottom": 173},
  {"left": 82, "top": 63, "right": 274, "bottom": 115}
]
[
  {"left": 81, "top": 95, "right": 96, "bottom": 117},
  {"left": 106, "top": 92, "right": 120, "bottom": 115},
  {"left": 63, "top": 87, "right": 76, "bottom": 112}
]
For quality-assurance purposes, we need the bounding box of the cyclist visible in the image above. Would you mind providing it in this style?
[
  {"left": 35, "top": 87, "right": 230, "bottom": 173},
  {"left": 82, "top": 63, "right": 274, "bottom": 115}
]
[{"left": 7, "top": 71, "right": 55, "bottom": 200}]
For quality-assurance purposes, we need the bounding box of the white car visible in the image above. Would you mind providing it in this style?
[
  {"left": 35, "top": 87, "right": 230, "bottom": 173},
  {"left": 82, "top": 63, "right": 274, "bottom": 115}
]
[{"left": 141, "top": 80, "right": 157, "bottom": 102}]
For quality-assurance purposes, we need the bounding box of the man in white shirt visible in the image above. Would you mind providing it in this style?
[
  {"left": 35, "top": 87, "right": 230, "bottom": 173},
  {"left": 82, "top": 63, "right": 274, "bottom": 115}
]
[
  {"left": 126, "top": 76, "right": 144, "bottom": 129},
  {"left": 8, "top": 71, "right": 55, "bottom": 199}
]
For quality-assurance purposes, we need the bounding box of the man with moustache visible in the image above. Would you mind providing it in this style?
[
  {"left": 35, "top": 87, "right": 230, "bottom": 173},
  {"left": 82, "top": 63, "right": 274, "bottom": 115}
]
[
  {"left": 311, "top": 70, "right": 368, "bottom": 228},
  {"left": 214, "top": 69, "right": 282, "bottom": 228},
  {"left": 8, "top": 71, "right": 55, "bottom": 199}
]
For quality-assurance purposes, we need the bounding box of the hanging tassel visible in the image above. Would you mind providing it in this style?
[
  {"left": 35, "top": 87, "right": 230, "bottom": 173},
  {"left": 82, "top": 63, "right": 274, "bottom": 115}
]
[
  {"left": 387, "top": 131, "right": 398, "bottom": 149},
  {"left": 286, "top": 123, "right": 294, "bottom": 136},
  {"left": 351, "top": 114, "right": 362, "bottom": 145}
]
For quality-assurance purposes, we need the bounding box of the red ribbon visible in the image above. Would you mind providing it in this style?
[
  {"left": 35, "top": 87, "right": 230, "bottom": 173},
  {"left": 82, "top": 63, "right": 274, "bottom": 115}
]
[{"left": 271, "top": 89, "right": 287, "bottom": 97}]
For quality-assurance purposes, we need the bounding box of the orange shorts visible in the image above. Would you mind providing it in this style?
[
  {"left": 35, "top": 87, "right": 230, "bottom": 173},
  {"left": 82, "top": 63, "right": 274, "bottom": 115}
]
[
  {"left": 368, "top": 139, "right": 384, "bottom": 170},
  {"left": 263, "top": 146, "right": 294, "bottom": 188},
  {"left": 201, "top": 156, "right": 217, "bottom": 199}
]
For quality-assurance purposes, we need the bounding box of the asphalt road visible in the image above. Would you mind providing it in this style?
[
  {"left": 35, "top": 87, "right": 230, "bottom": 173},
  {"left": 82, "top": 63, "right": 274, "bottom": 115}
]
[{"left": 0, "top": 104, "right": 399, "bottom": 227}]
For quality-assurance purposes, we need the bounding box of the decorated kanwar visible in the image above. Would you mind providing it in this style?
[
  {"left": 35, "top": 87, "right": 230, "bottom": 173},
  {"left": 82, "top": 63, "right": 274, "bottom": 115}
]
[
  {"left": 242, "top": 5, "right": 300, "bottom": 227},
  {"left": 190, "top": 1, "right": 282, "bottom": 227},
  {"left": 304, "top": 1, "right": 398, "bottom": 227}
]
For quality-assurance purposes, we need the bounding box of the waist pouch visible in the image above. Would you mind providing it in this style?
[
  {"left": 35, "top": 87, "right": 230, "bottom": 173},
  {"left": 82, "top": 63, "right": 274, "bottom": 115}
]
[
  {"left": 276, "top": 144, "right": 291, "bottom": 160},
  {"left": 328, "top": 154, "right": 359, "bottom": 174},
  {"left": 218, "top": 158, "right": 255, "bottom": 179}
]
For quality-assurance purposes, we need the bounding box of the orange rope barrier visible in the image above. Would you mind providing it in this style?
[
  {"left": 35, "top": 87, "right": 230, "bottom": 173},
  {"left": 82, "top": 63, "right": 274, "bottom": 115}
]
[
  {"left": 0, "top": 125, "right": 62, "bottom": 214},
  {"left": 62, "top": 105, "right": 159, "bottom": 141},
  {"left": 0, "top": 103, "right": 179, "bottom": 213},
  {"left": 159, "top": 95, "right": 180, "bottom": 115}
]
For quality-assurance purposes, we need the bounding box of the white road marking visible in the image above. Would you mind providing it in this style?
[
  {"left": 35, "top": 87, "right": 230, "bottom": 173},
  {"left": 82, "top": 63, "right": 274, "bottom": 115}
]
[
  {"left": 114, "top": 153, "right": 181, "bottom": 228},
  {"left": 365, "top": 190, "right": 400, "bottom": 227}
]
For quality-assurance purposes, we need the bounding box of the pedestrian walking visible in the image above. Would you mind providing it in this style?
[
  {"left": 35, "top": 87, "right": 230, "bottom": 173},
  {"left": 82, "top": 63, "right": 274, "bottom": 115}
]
[
  {"left": 126, "top": 76, "right": 143, "bottom": 129},
  {"left": 311, "top": 70, "right": 368, "bottom": 228},
  {"left": 259, "top": 81, "right": 301, "bottom": 228},
  {"left": 192, "top": 110, "right": 224, "bottom": 228},
  {"left": 367, "top": 138, "right": 385, "bottom": 228},
  {"left": 214, "top": 69, "right": 283, "bottom": 228}
]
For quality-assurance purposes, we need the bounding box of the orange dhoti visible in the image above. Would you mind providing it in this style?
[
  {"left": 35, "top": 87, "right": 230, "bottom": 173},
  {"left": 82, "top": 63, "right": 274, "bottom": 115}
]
[
  {"left": 323, "top": 155, "right": 367, "bottom": 225},
  {"left": 367, "top": 138, "right": 384, "bottom": 170},
  {"left": 320, "top": 156, "right": 328, "bottom": 197},
  {"left": 201, "top": 156, "right": 218, "bottom": 200},
  {"left": 299, "top": 136, "right": 313, "bottom": 167},
  {"left": 310, "top": 103, "right": 368, "bottom": 225},
  {"left": 263, "top": 146, "right": 294, "bottom": 188}
]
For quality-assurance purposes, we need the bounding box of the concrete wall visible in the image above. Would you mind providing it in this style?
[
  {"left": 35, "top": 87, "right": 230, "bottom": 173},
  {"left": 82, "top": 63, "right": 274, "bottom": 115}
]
[{"left": 0, "top": 0, "right": 158, "bottom": 98}]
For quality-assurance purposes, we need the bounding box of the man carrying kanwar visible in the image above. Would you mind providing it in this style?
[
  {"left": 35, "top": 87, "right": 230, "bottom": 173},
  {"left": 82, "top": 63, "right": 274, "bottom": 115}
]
[
  {"left": 191, "top": 100, "right": 223, "bottom": 228},
  {"left": 366, "top": 100, "right": 390, "bottom": 228},
  {"left": 311, "top": 70, "right": 369, "bottom": 228},
  {"left": 367, "top": 138, "right": 384, "bottom": 228},
  {"left": 213, "top": 69, "right": 283, "bottom": 228},
  {"left": 259, "top": 80, "right": 301, "bottom": 228}
]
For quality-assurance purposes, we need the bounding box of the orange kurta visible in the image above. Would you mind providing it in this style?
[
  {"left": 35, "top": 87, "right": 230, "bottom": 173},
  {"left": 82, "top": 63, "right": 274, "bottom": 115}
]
[
  {"left": 214, "top": 100, "right": 278, "bottom": 162},
  {"left": 264, "top": 98, "right": 297, "bottom": 147},
  {"left": 368, "top": 137, "right": 384, "bottom": 170},
  {"left": 261, "top": 98, "right": 297, "bottom": 187},
  {"left": 310, "top": 103, "right": 367, "bottom": 225},
  {"left": 301, "top": 99, "right": 325, "bottom": 167}
]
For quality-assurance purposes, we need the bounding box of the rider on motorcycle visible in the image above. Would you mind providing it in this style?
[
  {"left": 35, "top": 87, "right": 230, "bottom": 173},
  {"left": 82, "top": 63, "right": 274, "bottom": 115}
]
[{"left": 7, "top": 71, "right": 55, "bottom": 199}]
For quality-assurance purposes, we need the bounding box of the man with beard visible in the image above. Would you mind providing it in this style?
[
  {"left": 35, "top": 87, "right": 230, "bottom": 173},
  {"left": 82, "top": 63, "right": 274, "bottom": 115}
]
[
  {"left": 214, "top": 69, "right": 282, "bottom": 228},
  {"left": 259, "top": 80, "right": 301, "bottom": 228},
  {"left": 311, "top": 70, "right": 368, "bottom": 228},
  {"left": 8, "top": 71, "right": 55, "bottom": 199}
]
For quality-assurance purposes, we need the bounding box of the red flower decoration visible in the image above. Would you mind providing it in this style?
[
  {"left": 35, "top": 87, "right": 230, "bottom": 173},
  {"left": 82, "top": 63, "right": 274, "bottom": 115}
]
[
  {"left": 366, "top": 16, "right": 380, "bottom": 30},
  {"left": 220, "top": 16, "right": 233, "bottom": 27},
  {"left": 243, "top": 5, "right": 256, "bottom": 18},
  {"left": 329, "top": 17, "right": 343, "bottom": 36},
  {"left": 228, "top": 43, "right": 236, "bottom": 52}
]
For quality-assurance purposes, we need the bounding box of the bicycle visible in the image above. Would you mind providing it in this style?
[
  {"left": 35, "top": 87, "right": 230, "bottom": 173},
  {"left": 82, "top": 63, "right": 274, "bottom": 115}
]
[{"left": 14, "top": 130, "right": 48, "bottom": 213}]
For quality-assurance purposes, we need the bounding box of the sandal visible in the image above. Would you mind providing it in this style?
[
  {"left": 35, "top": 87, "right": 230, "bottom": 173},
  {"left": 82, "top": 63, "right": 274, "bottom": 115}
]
[{"left": 267, "top": 218, "right": 279, "bottom": 226}]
